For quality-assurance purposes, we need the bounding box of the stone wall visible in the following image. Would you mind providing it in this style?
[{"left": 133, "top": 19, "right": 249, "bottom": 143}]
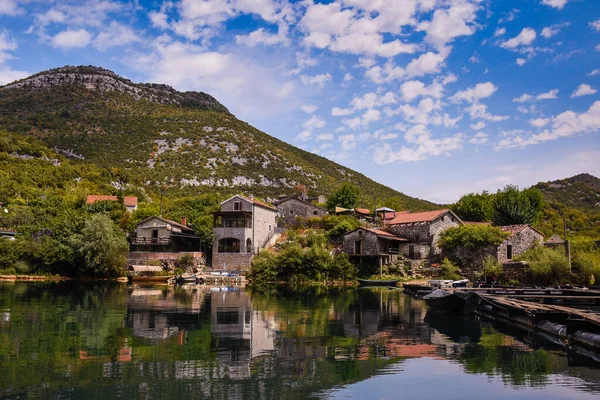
[
  {"left": 277, "top": 198, "right": 327, "bottom": 226},
  {"left": 127, "top": 251, "right": 205, "bottom": 272},
  {"left": 399, "top": 243, "right": 432, "bottom": 260},
  {"left": 136, "top": 217, "right": 184, "bottom": 239},
  {"left": 429, "top": 214, "right": 461, "bottom": 255},
  {"left": 497, "top": 227, "right": 543, "bottom": 263},
  {"left": 343, "top": 229, "right": 380, "bottom": 255},
  {"left": 212, "top": 253, "right": 254, "bottom": 271}
]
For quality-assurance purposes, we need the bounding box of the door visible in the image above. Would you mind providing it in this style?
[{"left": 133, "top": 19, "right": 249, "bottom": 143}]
[
  {"left": 354, "top": 241, "right": 362, "bottom": 255},
  {"left": 409, "top": 245, "right": 415, "bottom": 260}
]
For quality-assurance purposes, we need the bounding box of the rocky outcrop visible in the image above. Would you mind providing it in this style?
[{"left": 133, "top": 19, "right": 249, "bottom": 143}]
[{"left": 1, "top": 65, "right": 230, "bottom": 114}]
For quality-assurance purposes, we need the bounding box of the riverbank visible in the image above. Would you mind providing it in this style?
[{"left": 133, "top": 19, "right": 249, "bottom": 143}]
[{"left": 0, "top": 275, "right": 129, "bottom": 282}]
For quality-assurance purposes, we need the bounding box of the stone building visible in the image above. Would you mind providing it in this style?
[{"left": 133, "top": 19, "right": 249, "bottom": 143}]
[
  {"left": 274, "top": 195, "right": 328, "bottom": 226},
  {"left": 342, "top": 227, "right": 407, "bottom": 267},
  {"left": 86, "top": 195, "right": 138, "bottom": 212},
  {"left": 212, "top": 195, "right": 278, "bottom": 270},
  {"left": 385, "top": 209, "right": 463, "bottom": 260},
  {"left": 128, "top": 216, "right": 203, "bottom": 266},
  {"left": 496, "top": 224, "right": 544, "bottom": 262}
]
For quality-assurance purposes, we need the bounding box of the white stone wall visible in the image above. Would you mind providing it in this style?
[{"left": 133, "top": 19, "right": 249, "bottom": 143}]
[{"left": 497, "top": 227, "right": 543, "bottom": 262}]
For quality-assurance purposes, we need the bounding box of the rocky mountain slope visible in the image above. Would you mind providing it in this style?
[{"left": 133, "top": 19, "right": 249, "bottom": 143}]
[
  {"left": 0, "top": 65, "right": 436, "bottom": 210},
  {"left": 535, "top": 173, "right": 600, "bottom": 210}
]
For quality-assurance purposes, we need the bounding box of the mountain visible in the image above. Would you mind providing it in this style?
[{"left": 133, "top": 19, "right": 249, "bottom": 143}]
[
  {"left": 0, "top": 65, "right": 435, "bottom": 211},
  {"left": 534, "top": 173, "right": 600, "bottom": 238},
  {"left": 535, "top": 173, "right": 600, "bottom": 210}
]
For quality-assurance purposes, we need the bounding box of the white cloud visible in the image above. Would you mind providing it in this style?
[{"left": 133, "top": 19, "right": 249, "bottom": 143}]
[
  {"left": 316, "top": 133, "right": 333, "bottom": 141},
  {"left": 469, "top": 132, "right": 488, "bottom": 145},
  {"left": 374, "top": 124, "right": 463, "bottom": 164},
  {"left": 466, "top": 103, "right": 509, "bottom": 122},
  {"left": 541, "top": 0, "right": 569, "bottom": 10},
  {"left": 301, "top": 104, "right": 317, "bottom": 114},
  {"left": 451, "top": 82, "right": 498, "bottom": 103},
  {"left": 342, "top": 109, "right": 381, "bottom": 129},
  {"left": 51, "top": 29, "right": 92, "bottom": 49},
  {"left": 303, "top": 115, "right": 326, "bottom": 130},
  {"left": 571, "top": 84, "right": 597, "bottom": 98},
  {"left": 529, "top": 118, "right": 550, "bottom": 127},
  {"left": 331, "top": 92, "right": 397, "bottom": 117},
  {"left": 338, "top": 134, "right": 356, "bottom": 150},
  {"left": 405, "top": 48, "right": 450, "bottom": 77},
  {"left": 500, "top": 28, "right": 536, "bottom": 49},
  {"left": 470, "top": 121, "right": 486, "bottom": 130},
  {"left": 300, "top": 73, "right": 331, "bottom": 88},
  {"left": 0, "top": 0, "right": 24, "bottom": 16},
  {"left": 588, "top": 69, "right": 600, "bottom": 77},
  {"left": 516, "top": 58, "right": 526, "bottom": 66},
  {"left": 343, "top": 73, "right": 353, "bottom": 82},
  {"left": 513, "top": 94, "right": 534, "bottom": 103},
  {"left": 417, "top": 0, "right": 481, "bottom": 49},
  {"left": 536, "top": 89, "right": 559, "bottom": 100},
  {"left": 0, "top": 31, "right": 17, "bottom": 63},
  {"left": 589, "top": 19, "right": 600, "bottom": 32},
  {"left": 494, "top": 27, "right": 506, "bottom": 37},
  {"left": 235, "top": 26, "right": 289, "bottom": 47},
  {"left": 295, "top": 130, "right": 312, "bottom": 141},
  {"left": 541, "top": 22, "right": 569, "bottom": 38},
  {"left": 94, "top": 21, "right": 141, "bottom": 50},
  {"left": 496, "top": 101, "right": 600, "bottom": 149},
  {"left": 0, "top": 67, "right": 29, "bottom": 85}
]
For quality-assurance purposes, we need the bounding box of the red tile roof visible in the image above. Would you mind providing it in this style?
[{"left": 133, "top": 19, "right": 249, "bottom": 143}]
[
  {"left": 498, "top": 224, "right": 544, "bottom": 238},
  {"left": 385, "top": 209, "right": 453, "bottom": 225},
  {"left": 354, "top": 208, "right": 371, "bottom": 215},
  {"left": 86, "top": 195, "right": 138, "bottom": 207},
  {"left": 237, "top": 195, "right": 277, "bottom": 211},
  {"left": 354, "top": 227, "right": 408, "bottom": 241},
  {"left": 137, "top": 216, "right": 192, "bottom": 231}
]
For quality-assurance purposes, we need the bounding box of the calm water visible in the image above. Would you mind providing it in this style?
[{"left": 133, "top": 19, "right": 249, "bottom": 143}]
[{"left": 1, "top": 283, "right": 600, "bottom": 399}]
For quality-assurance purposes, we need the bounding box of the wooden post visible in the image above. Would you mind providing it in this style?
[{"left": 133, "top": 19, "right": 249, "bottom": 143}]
[{"left": 379, "top": 257, "right": 383, "bottom": 277}]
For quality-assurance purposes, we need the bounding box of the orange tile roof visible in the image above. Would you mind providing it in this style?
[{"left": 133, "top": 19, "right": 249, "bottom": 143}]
[
  {"left": 385, "top": 209, "right": 451, "bottom": 225},
  {"left": 354, "top": 208, "right": 371, "bottom": 215},
  {"left": 357, "top": 227, "right": 408, "bottom": 241},
  {"left": 463, "top": 221, "right": 492, "bottom": 226},
  {"left": 86, "top": 195, "right": 138, "bottom": 207}
]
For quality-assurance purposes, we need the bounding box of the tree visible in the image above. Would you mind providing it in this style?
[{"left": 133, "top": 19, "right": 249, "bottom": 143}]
[
  {"left": 451, "top": 191, "right": 493, "bottom": 222},
  {"left": 72, "top": 214, "right": 128, "bottom": 277},
  {"left": 326, "top": 183, "right": 360, "bottom": 211},
  {"left": 492, "top": 185, "right": 543, "bottom": 226}
]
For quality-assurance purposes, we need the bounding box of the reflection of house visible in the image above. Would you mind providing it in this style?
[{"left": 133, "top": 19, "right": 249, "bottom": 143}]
[
  {"left": 343, "top": 227, "right": 407, "bottom": 266},
  {"left": 86, "top": 195, "right": 138, "bottom": 212},
  {"left": 274, "top": 195, "right": 327, "bottom": 226},
  {"left": 129, "top": 216, "right": 202, "bottom": 265},
  {"left": 212, "top": 195, "right": 278, "bottom": 270},
  {"left": 385, "top": 209, "right": 462, "bottom": 260}
]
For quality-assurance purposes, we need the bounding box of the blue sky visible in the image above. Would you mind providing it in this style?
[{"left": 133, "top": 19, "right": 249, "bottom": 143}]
[{"left": 1, "top": 0, "right": 600, "bottom": 203}]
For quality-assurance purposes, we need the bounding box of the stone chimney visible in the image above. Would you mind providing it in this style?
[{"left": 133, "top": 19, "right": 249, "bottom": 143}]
[{"left": 181, "top": 217, "right": 187, "bottom": 226}]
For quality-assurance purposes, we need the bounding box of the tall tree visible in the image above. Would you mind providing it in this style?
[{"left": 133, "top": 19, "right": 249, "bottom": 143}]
[
  {"left": 451, "top": 191, "right": 493, "bottom": 222},
  {"left": 492, "top": 185, "right": 543, "bottom": 226},
  {"left": 326, "top": 183, "right": 360, "bottom": 211}
]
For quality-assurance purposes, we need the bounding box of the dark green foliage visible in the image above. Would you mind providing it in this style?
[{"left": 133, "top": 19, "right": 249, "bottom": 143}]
[
  {"left": 326, "top": 183, "right": 360, "bottom": 211},
  {"left": 481, "top": 255, "right": 503, "bottom": 280},
  {"left": 451, "top": 192, "right": 493, "bottom": 222},
  {"left": 439, "top": 225, "right": 509, "bottom": 251},
  {"left": 492, "top": 185, "right": 543, "bottom": 226},
  {"left": 71, "top": 214, "right": 128, "bottom": 277},
  {"left": 439, "top": 258, "right": 462, "bottom": 280},
  {"left": 516, "top": 245, "right": 570, "bottom": 285}
]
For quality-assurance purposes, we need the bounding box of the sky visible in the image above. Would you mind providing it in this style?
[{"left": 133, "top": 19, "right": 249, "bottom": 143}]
[{"left": 1, "top": 0, "right": 600, "bottom": 203}]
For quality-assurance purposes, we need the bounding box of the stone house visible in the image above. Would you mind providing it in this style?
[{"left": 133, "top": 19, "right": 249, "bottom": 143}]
[
  {"left": 496, "top": 224, "right": 544, "bottom": 263},
  {"left": 212, "top": 195, "right": 278, "bottom": 270},
  {"left": 343, "top": 227, "right": 407, "bottom": 267},
  {"left": 86, "top": 195, "right": 138, "bottom": 212},
  {"left": 385, "top": 209, "right": 463, "bottom": 260},
  {"left": 274, "top": 195, "right": 328, "bottom": 226},
  {"left": 128, "top": 216, "right": 203, "bottom": 266}
]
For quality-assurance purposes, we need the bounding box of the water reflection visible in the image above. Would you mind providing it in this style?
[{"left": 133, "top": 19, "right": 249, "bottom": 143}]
[{"left": 0, "top": 282, "right": 600, "bottom": 399}]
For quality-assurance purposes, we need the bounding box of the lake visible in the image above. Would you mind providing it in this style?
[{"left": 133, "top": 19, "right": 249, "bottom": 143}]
[{"left": 1, "top": 282, "right": 600, "bottom": 399}]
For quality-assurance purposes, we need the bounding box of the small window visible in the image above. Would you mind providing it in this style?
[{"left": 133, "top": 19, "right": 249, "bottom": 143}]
[
  {"left": 233, "top": 201, "right": 241, "bottom": 211},
  {"left": 269, "top": 225, "right": 272, "bottom": 231},
  {"left": 507, "top": 244, "right": 513, "bottom": 260},
  {"left": 290, "top": 210, "right": 293, "bottom": 215}
]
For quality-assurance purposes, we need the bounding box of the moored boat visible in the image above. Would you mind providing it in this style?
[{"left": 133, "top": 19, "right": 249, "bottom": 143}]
[
  {"left": 175, "top": 274, "right": 200, "bottom": 284},
  {"left": 423, "top": 289, "right": 472, "bottom": 313},
  {"left": 130, "top": 275, "right": 173, "bottom": 283},
  {"left": 358, "top": 278, "right": 401, "bottom": 287}
]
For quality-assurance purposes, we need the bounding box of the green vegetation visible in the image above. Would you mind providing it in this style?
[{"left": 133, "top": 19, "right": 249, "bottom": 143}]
[
  {"left": 492, "top": 185, "right": 543, "bottom": 226},
  {"left": 439, "top": 225, "right": 509, "bottom": 251},
  {"left": 516, "top": 245, "right": 570, "bottom": 285},
  {"left": 480, "top": 255, "right": 503, "bottom": 280},
  {"left": 438, "top": 258, "right": 462, "bottom": 280},
  {"left": 451, "top": 191, "right": 493, "bottom": 222},
  {"left": 326, "top": 183, "right": 360, "bottom": 210}
]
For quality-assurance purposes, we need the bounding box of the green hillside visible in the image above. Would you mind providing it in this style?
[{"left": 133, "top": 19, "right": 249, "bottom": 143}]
[{"left": 0, "top": 65, "right": 436, "bottom": 211}]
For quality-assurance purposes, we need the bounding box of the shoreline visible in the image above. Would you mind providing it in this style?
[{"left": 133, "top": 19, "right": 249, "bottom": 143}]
[{"left": 0, "top": 275, "right": 129, "bottom": 282}]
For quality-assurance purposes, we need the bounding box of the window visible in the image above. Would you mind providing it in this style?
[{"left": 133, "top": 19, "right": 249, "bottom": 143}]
[
  {"left": 507, "top": 244, "right": 513, "bottom": 260},
  {"left": 269, "top": 225, "right": 272, "bottom": 231},
  {"left": 355, "top": 240, "right": 362, "bottom": 254},
  {"left": 218, "top": 238, "right": 240, "bottom": 253},
  {"left": 152, "top": 229, "right": 158, "bottom": 239},
  {"left": 313, "top": 211, "right": 318, "bottom": 215},
  {"left": 246, "top": 238, "right": 252, "bottom": 253},
  {"left": 233, "top": 201, "right": 241, "bottom": 211},
  {"left": 224, "top": 218, "right": 245, "bottom": 228},
  {"left": 290, "top": 210, "right": 293, "bottom": 215}
]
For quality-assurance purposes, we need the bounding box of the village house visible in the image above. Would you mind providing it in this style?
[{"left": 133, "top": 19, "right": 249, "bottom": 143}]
[
  {"left": 274, "top": 195, "right": 328, "bottom": 226},
  {"left": 342, "top": 227, "right": 407, "bottom": 268},
  {"left": 86, "top": 195, "right": 138, "bottom": 212},
  {"left": 496, "top": 224, "right": 544, "bottom": 262},
  {"left": 128, "top": 216, "right": 203, "bottom": 266},
  {"left": 212, "top": 195, "right": 278, "bottom": 270},
  {"left": 384, "top": 209, "right": 463, "bottom": 260}
]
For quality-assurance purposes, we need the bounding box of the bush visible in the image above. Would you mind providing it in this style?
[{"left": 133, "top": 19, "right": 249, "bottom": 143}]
[
  {"left": 516, "top": 245, "right": 570, "bottom": 285},
  {"left": 440, "top": 225, "right": 509, "bottom": 251},
  {"left": 176, "top": 254, "right": 196, "bottom": 273},
  {"left": 572, "top": 251, "right": 600, "bottom": 285},
  {"left": 480, "top": 255, "right": 503, "bottom": 281},
  {"left": 439, "top": 258, "right": 462, "bottom": 280}
]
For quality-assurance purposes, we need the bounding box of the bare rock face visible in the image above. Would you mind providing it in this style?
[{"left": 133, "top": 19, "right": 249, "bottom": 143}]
[{"left": 1, "top": 65, "right": 230, "bottom": 114}]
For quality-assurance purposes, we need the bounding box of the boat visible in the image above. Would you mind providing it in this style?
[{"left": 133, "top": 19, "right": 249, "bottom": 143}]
[
  {"left": 129, "top": 275, "right": 173, "bottom": 283},
  {"left": 423, "top": 289, "right": 473, "bottom": 313},
  {"left": 357, "top": 278, "right": 401, "bottom": 287},
  {"left": 428, "top": 279, "right": 470, "bottom": 289},
  {"left": 175, "top": 274, "right": 200, "bottom": 284},
  {"left": 209, "top": 271, "right": 238, "bottom": 277}
]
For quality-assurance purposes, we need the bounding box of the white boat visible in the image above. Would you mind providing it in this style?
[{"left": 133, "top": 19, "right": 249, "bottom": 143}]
[{"left": 428, "top": 279, "right": 469, "bottom": 289}]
